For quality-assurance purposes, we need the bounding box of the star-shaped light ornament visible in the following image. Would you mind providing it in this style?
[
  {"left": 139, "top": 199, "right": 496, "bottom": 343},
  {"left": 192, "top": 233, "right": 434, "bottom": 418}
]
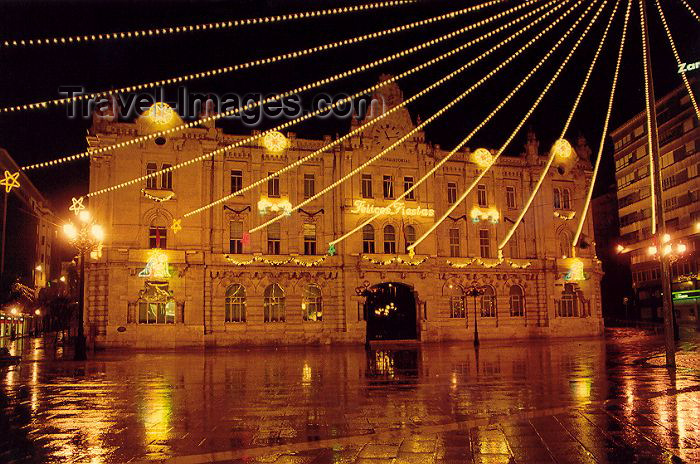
[
  {"left": 171, "top": 219, "right": 182, "bottom": 234},
  {"left": 327, "top": 243, "right": 336, "bottom": 256},
  {"left": 0, "top": 171, "right": 20, "bottom": 193},
  {"left": 69, "top": 196, "right": 86, "bottom": 216},
  {"left": 408, "top": 248, "right": 415, "bottom": 259}
]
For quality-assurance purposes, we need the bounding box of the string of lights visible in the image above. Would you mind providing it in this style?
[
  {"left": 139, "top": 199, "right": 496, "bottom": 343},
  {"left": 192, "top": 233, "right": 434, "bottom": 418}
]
[
  {"left": 571, "top": 0, "right": 631, "bottom": 256},
  {"left": 20, "top": 0, "right": 543, "bottom": 171},
  {"left": 86, "top": 0, "right": 562, "bottom": 203},
  {"left": 640, "top": 0, "right": 658, "bottom": 235},
  {"left": 250, "top": 0, "right": 596, "bottom": 236},
  {"left": 0, "top": 1, "right": 418, "bottom": 49},
  {"left": 331, "top": 0, "right": 592, "bottom": 249},
  {"left": 679, "top": 0, "right": 700, "bottom": 21},
  {"left": 181, "top": 0, "right": 573, "bottom": 221},
  {"left": 411, "top": 0, "right": 609, "bottom": 254},
  {"left": 496, "top": 0, "right": 618, "bottom": 252},
  {"left": 655, "top": 0, "right": 700, "bottom": 120},
  {"left": 2, "top": 0, "right": 507, "bottom": 115}
]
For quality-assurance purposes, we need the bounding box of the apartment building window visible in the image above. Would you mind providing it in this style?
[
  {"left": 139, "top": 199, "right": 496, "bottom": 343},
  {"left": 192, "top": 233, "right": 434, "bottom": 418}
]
[
  {"left": 479, "top": 229, "right": 490, "bottom": 258},
  {"left": 449, "top": 228, "right": 460, "bottom": 257},
  {"left": 383, "top": 225, "right": 396, "bottom": 253},
  {"left": 303, "top": 174, "right": 315, "bottom": 199},
  {"left": 403, "top": 176, "right": 415, "bottom": 200},
  {"left": 230, "top": 170, "right": 243, "bottom": 194},
  {"left": 383, "top": 175, "right": 394, "bottom": 199},
  {"left": 146, "top": 162, "right": 158, "bottom": 189},
  {"left": 229, "top": 220, "right": 243, "bottom": 254},
  {"left": 161, "top": 164, "right": 173, "bottom": 189},
  {"left": 553, "top": 188, "right": 561, "bottom": 209},
  {"left": 303, "top": 223, "right": 317, "bottom": 255},
  {"left": 362, "top": 224, "right": 375, "bottom": 253},
  {"left": 506, "top": 186, "right": 516, "bottom": 209},
  {"left": 562, "top": 188, "right": 571, "bottom": 209},
  {"left": 361, "top": 174, "right": 373, "bottom": 198},
  {"left": 477, "top": 184, "right": 487, "bottom": 207},
  {"left": 405, "top": 225, "right": 416, "bottom": 252},
  {"left": 447, "top": 182, "right": 457, "bottom": 204},
  {"left": 267, "top": 172, "right": 280, "bottom": 198},
  {"left": 267, "top": 223, "right": 281, "bottom": 254}
]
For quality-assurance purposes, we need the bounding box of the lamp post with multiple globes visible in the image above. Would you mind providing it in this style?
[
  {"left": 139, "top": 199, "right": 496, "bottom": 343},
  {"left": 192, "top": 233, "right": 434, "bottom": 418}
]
[
  {"left": 646, "top": 233, "right": 686, "bottom": 342},
  {"left": 63, "top": 209, "right": 104, "bottom": 361}
]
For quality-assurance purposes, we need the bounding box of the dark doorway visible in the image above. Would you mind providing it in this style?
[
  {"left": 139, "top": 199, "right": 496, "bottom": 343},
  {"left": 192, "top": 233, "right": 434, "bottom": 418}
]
[{"left": 365, "top": 282, "right": 417, "bottom": 341}]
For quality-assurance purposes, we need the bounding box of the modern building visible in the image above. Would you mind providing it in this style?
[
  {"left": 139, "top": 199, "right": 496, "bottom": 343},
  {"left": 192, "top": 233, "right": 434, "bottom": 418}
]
[
  {"left": 85, "top": 78, "right": 603, "bottom": 348},
  {"left": 610, "top": 80, "right": 700, "bottom": 323}
]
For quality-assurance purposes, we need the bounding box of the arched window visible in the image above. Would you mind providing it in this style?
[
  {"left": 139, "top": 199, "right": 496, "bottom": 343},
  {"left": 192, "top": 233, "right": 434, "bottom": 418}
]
[
  {"left": 509, "top": 285, "right": 524, "bottom": 317},
  {"left": 302, "top": 285, "right": 322, "bottom": 321},
  {"left": 558, "top": 283, "right": 578, "bottom": 317},
  {"left": 447, "top": 285, "right": 466, "bottom": 318},
  {"left": 362, "top": 224, "right": 375, "bottom": 253},
  {"left": 383, "top": 225, "right": 396, "bottom": 254},
  {"left": 264, "top": 283, "right": 285, "bottom": 322},
  {"left": 225, "top": 284, "right": 246, "bottom": 322},
  {"left": 405, "top": 225, "right": 416, "bottom": 253},
  {"left": 553, "top": 187, "right": 561, "bottom": 209},
  {"left": 559, "top": 230, "right": 571, "bottom": 258},
  {"left": 480, "top": 285, "right": 496, "bottom": 317},
  {"left": 562, "top": 188, "right": 571, "bottom": 209}
]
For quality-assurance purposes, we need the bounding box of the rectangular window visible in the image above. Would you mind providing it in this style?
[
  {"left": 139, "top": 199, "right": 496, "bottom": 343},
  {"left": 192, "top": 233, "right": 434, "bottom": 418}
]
[
  {"left": 509, "top": 231, "right": 520, "bottom": 258},
  {"left": 267, "top": 172, "right": 280, "bottom": 198},
  {"left": 363, "top": 227, "right": 375, "bottom": 253},
  {"left": 477, "top": 184, "right": 488, "bottom": 207},
  {"left": 229, "top": 220, "right": 243, "bottom": 254},
  {"left": 403, "top": 176, "right": 415, "bottom": 200},
  {"left": 139, "top": 301, "right": 175, "bottom": 324},
  {"left": 447, "top": 182, "right": 457, "bottom": 204},
  {"left": 303, "top": 174, "right": 315, "bottom": 199},
  {"left": 303, "top": 223, "right": 316, "bottom": 255},
  {"left": 361, "top": 174, "right": 373, "bottom": 198},
  {"left": 230, "top": 170, "right": 243, "bottom": 194},
  {"left": 383, "top": 175, "right": 394, "bottom": 199},
  {"left": 146, "top": 162, "right": 158, "bottom": 189},
  {"left": 449, "top": 228, "right": 460, "bottom": 257},
  {"left": 479, "top": 229, "right": 490, "bottom": 258},
  {"left": 267, "top": 223, "right": 281, "bottom": 254},
  {"left": 149, "top": 226, "right": 167, "bottom": 249},
  {"left": 161, "top": 164, "right": 173, "bottom": 189},
  {"left": 506, "top": 186, "right": 516, "bottom": 209}
]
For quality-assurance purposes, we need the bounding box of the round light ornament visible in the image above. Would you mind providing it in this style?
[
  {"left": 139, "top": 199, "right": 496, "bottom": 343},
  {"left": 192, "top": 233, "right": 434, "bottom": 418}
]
[
  {"left": 261, "top": 131, "right": 289, "bottom": 153},
  {"left": 146, "top": 102, "right": 175, "bottom": 125},
  {"left": 552, "top": 139, "right": 573, "bottom": 159},
  {"left": 472, "top": 148, "right": 493, "bottom": 168}
]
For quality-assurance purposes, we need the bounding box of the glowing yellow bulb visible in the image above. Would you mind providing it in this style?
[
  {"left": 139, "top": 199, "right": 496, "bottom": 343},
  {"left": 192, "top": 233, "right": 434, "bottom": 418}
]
[
  {"left": 59, "top": 276, "right": 66, "bottom": 283},
  {"left": 648, "top": 245, "right": 658, "bottom": 256},
  {"left": 63, "top": 223, "right": 78, "bottom": 240},
  {"left": 91, "top": 224, "right": 105, "bottom": 242},
  {"left": 78, "top": 210, "right": 91, "bottom": 223},
  {"left": 471, "top": 147, "right": 493, "bottom": 168},
  {"left": 676, "top": 243, "right": 687, "bottom": 254},
  {"left": 552, "top": 139, "right": 573, "bottom": 159},
  {"left": 662, "top": 233, "right": 671, "bottom": 243},
  {"left": 261, "top": 131, "right": 289, "bottom": 153}
]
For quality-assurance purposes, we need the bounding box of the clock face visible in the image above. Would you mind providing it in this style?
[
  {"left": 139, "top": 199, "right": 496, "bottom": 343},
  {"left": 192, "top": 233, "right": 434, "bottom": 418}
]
[{"left": 371, "top": 122, "right": 403, "bottom": 151}]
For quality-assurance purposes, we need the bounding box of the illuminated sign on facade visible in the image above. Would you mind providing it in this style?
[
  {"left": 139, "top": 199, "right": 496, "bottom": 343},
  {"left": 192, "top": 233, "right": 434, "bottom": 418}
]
[
  {"left": 139, "top": 249, "right": 171, "bottom": 279},
  {"left": 349, "top": 200, "right": 435, "bottom": 218},
  {"left": 672, "top": 290, "right": 700, "bottom": 301}
]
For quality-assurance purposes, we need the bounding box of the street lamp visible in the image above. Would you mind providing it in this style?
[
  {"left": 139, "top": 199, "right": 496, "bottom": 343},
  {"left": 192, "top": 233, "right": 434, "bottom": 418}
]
[
  {"left": 63, "top": 208, "right": 104, "bottom": 361},
  {"left": 647, "top": 233, "right": 686, "bottom": 342},
  {"left": 465, "top": 286, "right": 484, "bottom": 347}
]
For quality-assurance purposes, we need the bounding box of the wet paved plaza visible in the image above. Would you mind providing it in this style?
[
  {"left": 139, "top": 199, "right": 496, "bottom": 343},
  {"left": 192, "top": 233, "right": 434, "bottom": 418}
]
[{"left": 1, "top": 328, "right": 700, "bottom": 463}]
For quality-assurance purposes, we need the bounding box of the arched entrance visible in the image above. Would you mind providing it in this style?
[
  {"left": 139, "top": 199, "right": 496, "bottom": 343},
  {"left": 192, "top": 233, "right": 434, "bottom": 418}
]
[{"left": 364, "top": 282, "right": 417, "bottom": 341}]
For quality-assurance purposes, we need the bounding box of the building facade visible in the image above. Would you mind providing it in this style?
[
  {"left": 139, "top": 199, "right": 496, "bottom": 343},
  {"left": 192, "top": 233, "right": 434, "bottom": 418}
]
[
  {"left": 610, "top": 81, "right": 700, "bottom": 323},
  {"left": 85, "top": 80, "right": 603, "bottom": 348}
]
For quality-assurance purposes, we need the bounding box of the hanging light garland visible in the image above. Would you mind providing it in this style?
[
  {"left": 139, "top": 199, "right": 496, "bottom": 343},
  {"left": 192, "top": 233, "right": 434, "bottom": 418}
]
[
  {"left": 20, "top": 0, "right": 545, "bottom": 172},
  {"left": 446, "top": 258, "right": 532, "bottom": 269},
  {"left": 250, "top": 0, "right": 590, "bottom": 236},
  {"left": 361, "top": 255, "right": 428, "bottom": 266},
  {"left": 496, "top": 0, "right": 619, "bottom": 253},
  {"left": 639, "top": 0, "right": 658, "bottom": 235},
  {"left": 571, "top": 0, "right": 631, "bottom": 257},
  {"left": 0, "top": 1, "right": 418, "bottom": 49},
  {"left": 224, "top": 255, "right": 328, "bottom": 267},
  {"left": 405, "top": 0, "right": 609, "bottom": 254},
  {"left": 143, "top": 0, "right": 566, "bottom": 220},
  {"left": 678, "top": 0, "right": 700, "bottom": 22},
  {"left": 3, "top": 0, "right": 506, "bottom": 115},
  {"left": 654, "top": 0, "right": 700, "bottom": 120}
]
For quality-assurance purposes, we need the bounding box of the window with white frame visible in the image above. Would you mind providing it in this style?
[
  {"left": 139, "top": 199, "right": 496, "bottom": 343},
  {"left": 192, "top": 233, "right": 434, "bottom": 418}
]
[
  {"left": 506, "top": 186, "right": 516, "bottom": 209},
  {"left": 303, "top": 223, "right": 317, "bottom": 255},
  {"left": 302, "top": 285, "right": 322, "bottom": 321},
  {"left": 403, "top": 176, "right": 415, "bottom": 200},
  {"left": 225, "top": 284, "right": 246, "bottom": 322},
  {"left": 362, "top": 224, "right": 375, "bottom": 253},
  {"left": 447, "top": 182, "right": 457, "bottom": 204},
  {"left": 479, "top": 229, "right": 490, "bottom": 258},
  {"left": 146, "top": 162, "right": 158, "bottom": 189},
  {"left": 477, "top": 184, "right": 488, "bottom": 207},
  {"left": 480, "top": 285, "right": 496, "bottom": 317},
  {"left": 449, "top": 228, "right": 460, "bottom": 257},
  {"left": 267, "top": 172, "right": 280, "bottom": 198},
  {"left": 264, "top": 283, "right": 285, "bottom": 322},
  {"left": 303, "top": 173, "right": 315, "bottom": 199},
  {"left": 267, "top": 223, "right": 281, "bottom": 254},
  {"left": 361, "top": 174, "right": 373, "bottom": 198},
  {"left": 509, "top": 285, "right": 524, "bottom": 317},
  {"left": 383, "top": 175, "right": 394, "bottom": 199},
  {"left": 229, "top": 220, "right": 243, "bottom": 254},
  {"left": 405, "top": 225, "right": 416, "bottom": 252},
  {"left": 383, "top": 225, "right": 396, "bottom": 253}
]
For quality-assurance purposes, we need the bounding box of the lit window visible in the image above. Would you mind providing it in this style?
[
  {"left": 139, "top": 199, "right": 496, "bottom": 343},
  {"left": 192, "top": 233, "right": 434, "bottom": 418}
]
[
  {"left": 267, "top": 223, "right": 281, "bottom": 255},
  {"left": 383, "top": 225, "right": 396, "bottom": 253},
  {"left": 229, "top": 220, "right": 243, "bottom": 254},
  {"left": 264, "top": 283, "right": 285, "bottom": 322},
  {"left": 303, "top": 223, "right": 317, "bottom": 255},
  {"left": 477, "top": 185, "right": 488, "bottom": 207},
  {"left": 448, "top": 285, "right": 466, "bottom": 318},
  {"left": 480, "top": 285, "right": 496, "bottom": 317},
  {"left": 506, "top": 186, "right": 516, "bottom": 209},
  {"left": 361, "top": 174, "right": 373, "bottom": 198},
  {"left": 553, "top": 188, "right": 561, "bottom": 209},
  {"left": 383, "top": 175, "right": 394, "bottom": 199},
  {"left": 405, "top": 225, "right": 416, "bottom": 252},
  {"left": 362, "top": 224, "right": 375, "bottom": 253},
  {"left": 231, "top": 170, "right": 243, "bottom": 194},
  {"left": 403, "top": 176, "right": 415, "bottom": 200},
  {"left": 146, "top": 162, "right": 158, "bottom": 189},
  {"left": 303, "top": 174, "right": 315, "bottom": 199},
  {"left": 509, "top": 285, "right": 524, "bottom": 317},
  {"left": 447, "top": 182, "right": 457, "bottom": 204},
  {"left": 449, "top": 228, "right": 460, "bottom": 257},
  {"left": 267, "top": 172, "right": 280, "bottom": 198},
  {"left": 479, "top": 229, "right": 490, "bottom": 258},
  {"left": 225, "top": 284, "right": 246, "bottom": 322},
  {"left": 302, "top": 285, "right": 322, "bottom": 321},
  {"left": 161, "top": 164, "right": 173, "bottom": 189},
  {"left": 138, "top": 282, "right": 175, "bottom": 324}
]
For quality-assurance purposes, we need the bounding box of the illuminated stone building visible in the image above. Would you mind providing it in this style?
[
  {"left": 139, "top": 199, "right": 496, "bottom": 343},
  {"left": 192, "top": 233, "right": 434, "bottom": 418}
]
[
  {"left": 611, "top": 81, "right": 700, "bottom": 323},
  {"left": 86, "top": 80, "right": 603, "bottom": 348}
]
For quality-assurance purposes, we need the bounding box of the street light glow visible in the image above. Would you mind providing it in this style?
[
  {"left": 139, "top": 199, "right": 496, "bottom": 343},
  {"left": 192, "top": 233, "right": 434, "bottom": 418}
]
[
  {"left": 616, "top": 244, "right": 625, "bottom": 253},
  {"left": 676, "top": 243, "right": 687, "bottom": 254},
  {"left": 78, "top": 209, "right": 91, "bottom": 223},
  {"left": 34, "top": 309, "right": 41, "bottom": 316},
  {"left": 91, "top": 224, "right": 105, "bottom": 242},
  {"left": 662, "top": 233, "right": 671, "bottom": 243},
  {"left": 35, "top": 264, "right": 43, "bottom": 272},
  {"left": 59, "top": 275, "right": 66, "bottom": 283},
  {"left": 647, "top": 246, "right": 657, "bottom": 256},
  {"left": 63, "top": 223, "right": 78, "bottom": 240},
  {"left": 662, "top": 244, "right": 672, "bottom": 256}
]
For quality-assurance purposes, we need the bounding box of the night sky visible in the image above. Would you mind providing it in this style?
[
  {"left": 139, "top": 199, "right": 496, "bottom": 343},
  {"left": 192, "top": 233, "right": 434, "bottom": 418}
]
[{"left": 0, "top": 0, "right": 697, "bottom": 213}]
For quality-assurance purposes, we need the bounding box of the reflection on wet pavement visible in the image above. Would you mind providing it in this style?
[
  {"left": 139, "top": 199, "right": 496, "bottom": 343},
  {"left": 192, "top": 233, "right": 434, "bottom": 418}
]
[{"left": 1, "top": 328, "right": 699, "bottom": 463}]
